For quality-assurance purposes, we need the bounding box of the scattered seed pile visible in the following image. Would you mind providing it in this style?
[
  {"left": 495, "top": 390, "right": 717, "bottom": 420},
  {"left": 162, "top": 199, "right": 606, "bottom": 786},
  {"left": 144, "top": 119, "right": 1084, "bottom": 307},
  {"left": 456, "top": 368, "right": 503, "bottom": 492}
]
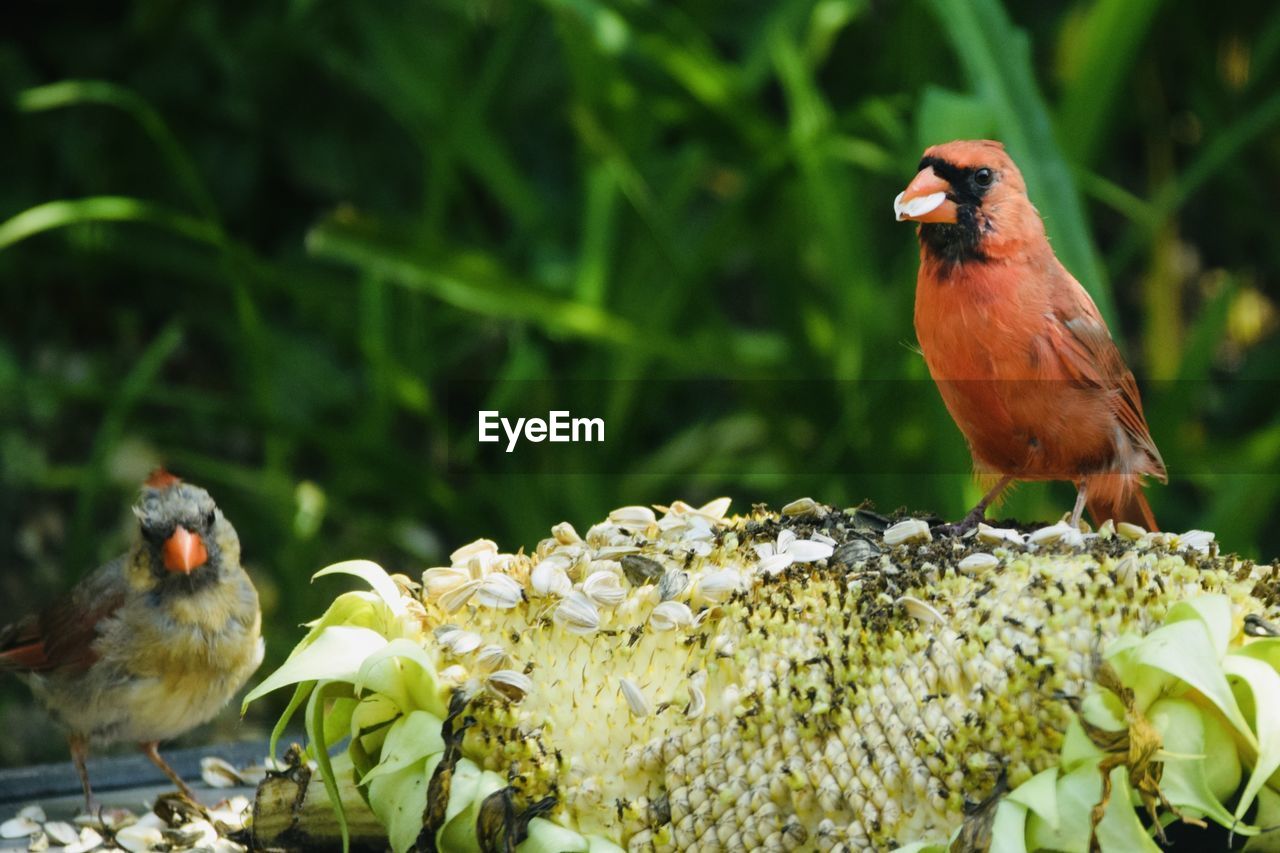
[
  {"left": 389, "top": 499, "right": 1266, "bottom": 851},
  {"left": 0, "top": 758, "right": 258, "bottom": 853}
]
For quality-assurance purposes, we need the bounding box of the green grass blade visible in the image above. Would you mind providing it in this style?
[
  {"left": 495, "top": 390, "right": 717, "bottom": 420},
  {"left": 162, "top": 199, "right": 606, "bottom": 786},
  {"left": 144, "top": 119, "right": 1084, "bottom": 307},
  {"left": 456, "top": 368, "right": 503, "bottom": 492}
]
[
  {"left": 1055, "top": 0, "right": 1165, "bottom": 166},
  {"left": 0, "top": 196, "right": 223, "bottom": 252},
  {"left": 17, "top": 80, "right": 219, "bottom": 220}
]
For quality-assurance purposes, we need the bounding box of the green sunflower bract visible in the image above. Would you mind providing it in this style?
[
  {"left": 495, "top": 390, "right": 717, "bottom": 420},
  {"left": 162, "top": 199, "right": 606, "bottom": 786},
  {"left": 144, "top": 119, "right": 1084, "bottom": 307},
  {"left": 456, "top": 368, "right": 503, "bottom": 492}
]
[{"left": 244, "top": 500, "right": 1280, "bottom": 852}]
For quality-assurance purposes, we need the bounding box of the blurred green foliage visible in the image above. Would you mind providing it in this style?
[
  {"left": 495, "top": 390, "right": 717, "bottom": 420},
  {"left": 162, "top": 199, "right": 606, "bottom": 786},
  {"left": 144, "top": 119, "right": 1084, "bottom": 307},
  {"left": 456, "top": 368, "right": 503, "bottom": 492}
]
[{"left": 2, "top": 0, "right": 1279, "bottom": 764}]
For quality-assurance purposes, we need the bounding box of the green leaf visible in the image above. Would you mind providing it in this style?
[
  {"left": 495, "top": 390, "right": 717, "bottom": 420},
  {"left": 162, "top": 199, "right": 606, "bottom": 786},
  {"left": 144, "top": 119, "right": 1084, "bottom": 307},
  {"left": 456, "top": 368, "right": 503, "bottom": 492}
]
[
  {"left": 1165, "top": 594, "right": 1234, "bottom": 660},
  {"left": 1146, "top": 697, "right": 1243, "bottom": 831},
  {"left": 1244, "top": 785, "right": 1280, "bottom": 852},
  {"left": 267, "top": 681, "right": 315, "bottom": 759},
  {"left": 437, "top": 764, "right": 507, "bottom": 852},
  {"left": 360, "top": 710, "right": 447, "bottom": 785},
  {"left": 989, "top": 800, "right": 1029, "bottom": 853},
  {"left": 1225, "top": 654, "right": 1280, "bottom": 823},
  {"left": 243, "top": 625, "right": 389, "bottom": 707},
  {"left": 1121, "top": 618, "right": 1255, "bottom": 749},
  {"left": 1005, "top": 767, "right": 1059, "bottom": 830},
  {"left": 1026, "top": 762, "right": 1160, "bottom": 852},
  {"left": 314, "top": 559, "right": 406, "bottom": 617},
  {"left": 368, "top": 753, "right": 437, "bottom": 853},
  {"left": 353, "top": 638, "right": 450, "bottom": 717},
  {"left": 307, "top": 681, "right": 352, "bottom": 853},
  {"left": 300, "top": 591, "right": 403, "bottom": 645},
  {"left": 518, "top": 818, "right": 590, "bottom": 853}
]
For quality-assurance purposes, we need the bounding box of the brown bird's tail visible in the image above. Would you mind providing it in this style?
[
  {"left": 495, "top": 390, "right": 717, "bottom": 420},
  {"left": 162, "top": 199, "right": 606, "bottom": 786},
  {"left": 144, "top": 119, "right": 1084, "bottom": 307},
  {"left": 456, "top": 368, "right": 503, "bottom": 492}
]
[{"left": 1085, "top": 475, "right": 1158, "bottom": 531}]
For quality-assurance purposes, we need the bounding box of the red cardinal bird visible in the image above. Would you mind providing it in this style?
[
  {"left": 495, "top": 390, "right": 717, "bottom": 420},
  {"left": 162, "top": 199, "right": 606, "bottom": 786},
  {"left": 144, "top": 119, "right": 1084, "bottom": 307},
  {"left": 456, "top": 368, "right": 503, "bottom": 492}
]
[
  {"left": 0, "top": 471, "right": 263, "bottom": 810},
  {"left": 894, "top": 140, "right": 1165, "bottom": 531}
]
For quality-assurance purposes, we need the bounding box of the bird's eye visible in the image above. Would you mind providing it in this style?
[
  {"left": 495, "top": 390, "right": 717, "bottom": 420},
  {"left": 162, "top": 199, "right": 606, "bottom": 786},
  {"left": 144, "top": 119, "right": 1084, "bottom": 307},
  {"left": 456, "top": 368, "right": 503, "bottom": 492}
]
[
  {"left": 974, "top": 168, "right": 994, "bottom": 187},
  {"left": 205, "top": 510, "right": 216, "bottom": 528}
]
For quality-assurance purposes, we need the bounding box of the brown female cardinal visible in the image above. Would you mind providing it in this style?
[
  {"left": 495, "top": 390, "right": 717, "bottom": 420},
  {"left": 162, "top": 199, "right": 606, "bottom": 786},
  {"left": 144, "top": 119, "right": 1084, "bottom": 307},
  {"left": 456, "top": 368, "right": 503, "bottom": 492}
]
[
  {"left": 894, "top": 140, "right": 1165, "bottom": 531},
  {"left": 0, "top": 471, "right": 263, "bottom": 810}
]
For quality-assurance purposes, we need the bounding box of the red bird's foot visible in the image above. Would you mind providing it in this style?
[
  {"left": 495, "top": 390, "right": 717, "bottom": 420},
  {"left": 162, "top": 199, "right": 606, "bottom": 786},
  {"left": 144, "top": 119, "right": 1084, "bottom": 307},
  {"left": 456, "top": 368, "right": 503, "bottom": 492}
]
[{"left": 68, "top": 734, "right": 97, "bottom": 815}]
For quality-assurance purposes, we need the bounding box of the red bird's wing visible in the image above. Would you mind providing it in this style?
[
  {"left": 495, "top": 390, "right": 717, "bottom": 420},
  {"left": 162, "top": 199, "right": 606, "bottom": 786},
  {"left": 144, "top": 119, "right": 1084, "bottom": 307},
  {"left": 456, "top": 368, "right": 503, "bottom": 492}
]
[
  {"left": 1043, "top": 275, "right": 1166, "bottom": 481},
  {"left": 0, "top": 559, "right": 128, "bottom": 674}
]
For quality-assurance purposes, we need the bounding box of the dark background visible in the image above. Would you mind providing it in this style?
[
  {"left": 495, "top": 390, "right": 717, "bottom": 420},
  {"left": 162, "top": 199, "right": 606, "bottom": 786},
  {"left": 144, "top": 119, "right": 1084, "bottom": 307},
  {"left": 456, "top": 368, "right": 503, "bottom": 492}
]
[{"left": 1, "top": 0, "right": 1278, "bottom": 765}]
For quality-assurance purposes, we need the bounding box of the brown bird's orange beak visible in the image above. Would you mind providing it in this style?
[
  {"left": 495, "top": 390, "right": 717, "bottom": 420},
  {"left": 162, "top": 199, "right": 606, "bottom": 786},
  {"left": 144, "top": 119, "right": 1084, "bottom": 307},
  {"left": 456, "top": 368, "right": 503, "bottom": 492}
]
[
  {"left": 894, "top": 166, "right": 958, "bottom": 223},
  {"left": 163, "top": 526, "right": 208, "bottom": 574}
]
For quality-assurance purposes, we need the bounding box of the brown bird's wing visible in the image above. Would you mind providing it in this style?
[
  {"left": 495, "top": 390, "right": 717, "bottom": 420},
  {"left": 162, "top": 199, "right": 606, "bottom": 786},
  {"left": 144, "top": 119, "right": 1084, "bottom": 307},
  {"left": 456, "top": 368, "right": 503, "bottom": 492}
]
[
  {"left": 0, "top": 557, "right": 128, "bottom": 674},
  {"left": 1042, "top": 272, "right": 1167, "bottom": 481}
]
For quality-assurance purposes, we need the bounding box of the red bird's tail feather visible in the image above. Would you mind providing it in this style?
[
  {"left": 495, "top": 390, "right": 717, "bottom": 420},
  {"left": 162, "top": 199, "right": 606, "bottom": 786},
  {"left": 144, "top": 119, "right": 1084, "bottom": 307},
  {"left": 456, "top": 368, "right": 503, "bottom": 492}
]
[
  {"left": 0, "top": 642, "right": 47, "bottom": 671},
  {"left": 1086, "top": 484, "right": 1158, "bottom": 532}
]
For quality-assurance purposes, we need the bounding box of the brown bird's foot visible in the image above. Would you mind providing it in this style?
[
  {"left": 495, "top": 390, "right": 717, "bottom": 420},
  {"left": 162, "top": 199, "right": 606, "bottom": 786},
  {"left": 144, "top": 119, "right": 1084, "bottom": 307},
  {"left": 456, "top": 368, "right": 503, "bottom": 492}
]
[
  {"left": 933, "top": 475, "right": 1014, "bottom": 538},
  {"left": 932, "top": 509, "right": 985, "bottom": 538},
  {"left": 139, "top": 741, "right": 198, "bottom": 803},
  {"left": 70, "top": 733, "right": 97, "bottom": 815}
]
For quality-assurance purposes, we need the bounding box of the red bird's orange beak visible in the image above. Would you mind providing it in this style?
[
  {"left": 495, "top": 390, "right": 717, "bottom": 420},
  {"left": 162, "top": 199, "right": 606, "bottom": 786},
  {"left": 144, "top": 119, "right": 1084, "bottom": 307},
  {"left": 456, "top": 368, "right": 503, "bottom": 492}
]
[
  {"left": 894, "top": 166, "right": 958, "bottom": 223},
  {"left": 163, "top": 526, "right": 208, "bottom": 574}
]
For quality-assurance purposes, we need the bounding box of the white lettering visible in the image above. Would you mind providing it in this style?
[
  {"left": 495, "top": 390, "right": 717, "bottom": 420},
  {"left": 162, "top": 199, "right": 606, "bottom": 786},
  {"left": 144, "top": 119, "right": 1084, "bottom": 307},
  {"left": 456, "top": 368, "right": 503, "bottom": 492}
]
[
  {"left": 502, "top": 417, "right": 525, "bottom": 453},
  {"left": 481, "top": 411, "right": 605, "bottom": 452},
  {"left": 478, "top": 411, "right": 500, "bottom": 443},
  {"left": 574, "top": 417, "right": 604, "bottom": 443}
]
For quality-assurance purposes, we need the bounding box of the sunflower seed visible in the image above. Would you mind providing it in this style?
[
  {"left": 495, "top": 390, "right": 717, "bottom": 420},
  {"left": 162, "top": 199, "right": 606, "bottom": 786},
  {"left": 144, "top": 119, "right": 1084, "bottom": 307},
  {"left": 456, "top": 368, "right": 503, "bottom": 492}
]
[
  {"left": 487, "top": 669, "right": 534, "bottom": 702},
  {"left": 619, "top": 677, "right": 650, "bottom": 717},
  {"left": 650, "top": 601, "right": 694, "bottom": 632},
  {"left": 957, "top": 553, "right": 999, "bottom": 573},
  {"left": 530, "top": 560, "right": 573, "bottom": 598},
  {"left": 621, "top": 555, "right": 665, "bottom": 586},
  {"left": 582, "top": 570, "right": 627, "bottom": 608},
  {"left": 553, "top": 591, "right": 600, "bottom": 634},
  {"left": 609, "top": 506, "right": 657, "bottom": 526},
  {"left": 658, "top": 570, "right": 689, "bottom": 601},
  {"left": 438, "top": 579, "right": 482, "bottom": 613},
  {"left": 475, "top": 573, "right": 523, "bottom": 609},
  {"left": 883, "top": 518, "right": 932, "bottom": 546}
]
